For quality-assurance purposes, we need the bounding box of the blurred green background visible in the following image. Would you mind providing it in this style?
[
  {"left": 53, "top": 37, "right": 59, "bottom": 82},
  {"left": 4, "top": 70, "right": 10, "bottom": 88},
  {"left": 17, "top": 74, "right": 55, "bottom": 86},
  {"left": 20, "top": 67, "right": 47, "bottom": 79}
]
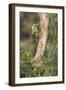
[{"left": 20, "top": 12, "right": 58, "bottom": 77}]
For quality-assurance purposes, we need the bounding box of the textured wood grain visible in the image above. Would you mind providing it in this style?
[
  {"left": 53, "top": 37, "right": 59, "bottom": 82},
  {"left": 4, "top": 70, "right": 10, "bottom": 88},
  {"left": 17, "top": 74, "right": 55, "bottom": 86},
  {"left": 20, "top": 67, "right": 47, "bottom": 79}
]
[{"left": 34, "top": 13, "right": 49, "bottom": 64}]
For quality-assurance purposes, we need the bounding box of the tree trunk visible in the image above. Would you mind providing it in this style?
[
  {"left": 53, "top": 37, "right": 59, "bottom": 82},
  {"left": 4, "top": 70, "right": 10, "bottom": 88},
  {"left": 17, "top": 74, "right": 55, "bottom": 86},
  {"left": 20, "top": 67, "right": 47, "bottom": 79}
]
[{"left": 34, "top": 13, "right": 49, "bottom": 64}]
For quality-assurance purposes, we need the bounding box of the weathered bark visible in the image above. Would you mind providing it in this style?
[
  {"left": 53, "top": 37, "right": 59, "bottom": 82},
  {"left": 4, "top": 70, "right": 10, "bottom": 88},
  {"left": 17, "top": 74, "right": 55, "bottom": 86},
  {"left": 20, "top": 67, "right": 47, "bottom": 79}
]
[{"left": 34, "top": 13, "right": 49, "bottom": 64}]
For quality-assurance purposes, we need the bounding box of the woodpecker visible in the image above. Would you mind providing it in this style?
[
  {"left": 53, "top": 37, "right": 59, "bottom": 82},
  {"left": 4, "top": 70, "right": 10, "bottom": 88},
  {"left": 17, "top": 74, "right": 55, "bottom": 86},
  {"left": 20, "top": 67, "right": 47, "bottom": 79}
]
[{"left": 32, "top": 24, "right": 39, "bottom": 44}]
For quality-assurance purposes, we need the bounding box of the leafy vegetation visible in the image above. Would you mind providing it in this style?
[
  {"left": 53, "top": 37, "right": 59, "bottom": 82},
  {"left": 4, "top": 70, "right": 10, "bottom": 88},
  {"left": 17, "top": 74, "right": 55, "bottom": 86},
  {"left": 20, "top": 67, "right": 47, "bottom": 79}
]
[{"left": 20, "top": 12, "right": 58, "bottom": 77}]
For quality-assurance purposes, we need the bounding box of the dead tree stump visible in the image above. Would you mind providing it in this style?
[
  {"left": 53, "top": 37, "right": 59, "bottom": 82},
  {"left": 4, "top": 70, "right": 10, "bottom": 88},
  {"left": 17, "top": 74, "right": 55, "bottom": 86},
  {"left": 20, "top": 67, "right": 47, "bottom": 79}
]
[{"left": 34, "top": 13, "right": 49, "bottom": 64}]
